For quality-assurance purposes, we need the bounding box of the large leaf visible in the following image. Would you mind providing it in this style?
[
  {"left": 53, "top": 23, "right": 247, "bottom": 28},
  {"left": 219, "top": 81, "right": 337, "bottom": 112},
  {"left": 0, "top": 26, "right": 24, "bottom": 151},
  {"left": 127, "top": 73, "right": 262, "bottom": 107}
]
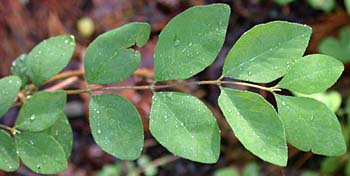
[
  {"left": 218, "top": 88, "right": 287, "bottom": 166},
  {"left": 84, "top": 22, "right": 151, "bottom": 84},
  {"left": 0, "top": 130, "right": 19, "bottom": 172},
  {"left": 222, "top": 21, "right": 311, "bottom": 83},
  {"left": 277, "top": 54, "right": 343, "bottom": 94},
  {"left": 11, "top": 54, "right": 29, "bottom": 87},
  {"left": 15, "top": 91, "right": 67, "bottom": 131},
  {"left": 44, "top": 112, "right": 73, "bottom": 159},
  {"left": 89, "top": 94, "right": 144, "bottom": 160},
  {"left": 154, "top": 4, "right": 230, "bottom": 81},
  {"left": 15, "top": 132, "right": 67, "bottom": 174},
  {"left": 26, "top": 35, "right": 75, "bottom": 86},
  {"left": 318, "top": 26, "right": 350, "bottom": 62},
  {"left": 150, "top": 92, "right": 220, "bottom": 163},
  {"left": 0, "top": 76, "right": 21, "bottom": 117},
  {"left": 275, "top": 95, "right": 346, "bottom": 156}
]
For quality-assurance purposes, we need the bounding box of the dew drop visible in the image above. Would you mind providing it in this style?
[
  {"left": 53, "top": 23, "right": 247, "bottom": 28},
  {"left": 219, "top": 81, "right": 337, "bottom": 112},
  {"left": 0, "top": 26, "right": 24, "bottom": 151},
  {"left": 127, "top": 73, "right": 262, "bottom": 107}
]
[
  {"left": 30, "top": 114, "right": 36, "bottom": 121},
  {"left": 188, "top": 42, "right": 192, "bottom": 47},
  {"left": 180, "top": 122, "right": 184, "bottom": 127},
  {"left": 191, "top": 135, "right": 194, "bottom": 139},
  {"left": 274, "top": 66, "right": 278, "bottom": 70},
  {"left": 174, "top": 39, "right": 180, "bottom": 46},
  {"left": 64, "top": 39, "right": 69, "bottom": 44},
  {"left": 97, "top": 129, "right": 102, "bottom": 134},
  {"left": 8, "top": 80, "right": 13, "bottom": 84},
  {"left": 282, "top": 101, "right": 286, "bottom": 106},
  {"left": 248, "top": 72, "right": 252, "bottom": 76}
]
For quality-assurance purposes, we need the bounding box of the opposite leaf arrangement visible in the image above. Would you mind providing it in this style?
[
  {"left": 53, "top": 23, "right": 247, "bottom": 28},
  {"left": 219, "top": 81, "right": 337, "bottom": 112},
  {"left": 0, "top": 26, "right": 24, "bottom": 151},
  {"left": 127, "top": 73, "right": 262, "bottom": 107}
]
[{"left": 0, "top": 3, "right": 347, "bottom": 174}]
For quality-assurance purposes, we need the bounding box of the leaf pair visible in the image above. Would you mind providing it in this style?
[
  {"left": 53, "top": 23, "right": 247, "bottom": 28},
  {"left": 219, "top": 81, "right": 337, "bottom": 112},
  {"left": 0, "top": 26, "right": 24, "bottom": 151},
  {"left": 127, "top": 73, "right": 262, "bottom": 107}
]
[
  {"left": 0, "top": 91, "right": 73, "bottom": 174},
  {"left": 149, "top": 4, "right": 230, "bottom": 164},
  {"left": 83, "top": 23, "right": 150, "bottom": 160}
]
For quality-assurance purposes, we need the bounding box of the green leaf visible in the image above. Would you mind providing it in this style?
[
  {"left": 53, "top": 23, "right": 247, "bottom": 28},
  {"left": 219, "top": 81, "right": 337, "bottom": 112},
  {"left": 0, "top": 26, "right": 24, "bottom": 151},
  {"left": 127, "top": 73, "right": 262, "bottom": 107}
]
[
  {"left": 222, "top": 21, "right": 311, "bottom": 83},
  {"left": 15, "top": 132, "right": 67, "bottom": 174},
  {"left": 301, "top": 171, "right": 319, "bottom": 176},
  {"left": 0, "top": 130, "right": 19, "bottom": 172},
  {"left": 275, "top": 95, "right": 346, "bottom": 156},
  {"left": 242, "top": 162, "right": 260, "bottom": 176},
  {"left": 0, "top": 75, "right": 22, "bottom": 117},
  {"left": 84, "top": 22, "right": 151, "bottom": 84},
  {"left": 274, "top": 0, "right": 294, "bottom": 5},
  {"left": 346, "top": 159, "right": 350, "bottom": 175},
  {"left": 15, "top": 91, "right": 67, "bottom": 132},
  {"left": 11, "top": 54, "right": 29, "bottom": 87},
  {"left": 277, "top": 54, "right": 343, "bottom": 94},
  {"left": 218, "top": 88, "right": 287, "bottom": 166},
  {"left": 318, "top": 26, "right": 350, "bottom": 62},
  {"left": 26, "top": 35, "right": 75, "bottom": 86},
  {"left": 44, "top": 112, "right": 73, "bottom": 159},
  {"left": 150, "top": 92, "right": 220, "bottom": 163},
  {"left": 346, "top": 0, "right": 350, "bottom": 14},
  {"left": 89, "top": 94, "right": 144, "bottom": 160},
  {"left": 214, "top": 167, "right": 240, "bottom": 176},
  {"left": 293, "top": 91, "right": 342, "bottom": 112},
  {"left": 307, "top": 0, "right": 335, "bottom": 12},
  {"left": 154, "top": 4, "right": 230, "bottom": 81},
  {"left": 320, "top": 157, "right": 340, "bottom": 174}
]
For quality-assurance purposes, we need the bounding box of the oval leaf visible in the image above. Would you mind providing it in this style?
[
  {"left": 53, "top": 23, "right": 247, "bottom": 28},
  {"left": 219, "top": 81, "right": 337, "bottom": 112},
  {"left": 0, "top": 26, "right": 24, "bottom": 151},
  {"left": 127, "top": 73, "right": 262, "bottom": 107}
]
[
  {"left": 11, "top": 54, "right": 29, "bottom": 87},
  {"left": 89, "top": 94, "right": 144, "bottom": 160},
  {"left": 0, "top": 76, "right": 22, "bottom": 117},
  {"left": 26, "top": 35, "right": 75, "bottom": 86},
  {"left": 15, "top": 91, "right": 67, "bottom": 132},
  {"left": 277, "top": 54, "right": 343, "bottom": 94},
  {"left": 44, "top": 112, "right": 73, "bottom": 159},
  {"left": 154, "top": 4, "right": 230, "bottom": 81},
  {"left": 222, "top": 21, "right": 311, "bottom": 83},
  {"left": 218, "top": 88, "right": 287, "bottom": 166},
  {"left": 150, "top": 92, "right": 220, "bottom": 163},
  {"left": 15, "top": 132, "right": 67, "bottom": 174},
  {"left": 84, "top": 22, "right": 151, "bottom": 84},
  {"left": 276, "top": 95, "right": 346, "bottom": 156},
  {"left": 0, "top": 130, "right": 19, "bottom": 172}
]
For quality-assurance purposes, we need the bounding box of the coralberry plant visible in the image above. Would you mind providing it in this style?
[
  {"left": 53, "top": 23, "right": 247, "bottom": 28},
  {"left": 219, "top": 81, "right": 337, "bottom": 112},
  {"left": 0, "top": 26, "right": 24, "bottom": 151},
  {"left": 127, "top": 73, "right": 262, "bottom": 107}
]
[{"left": 0, "top": 3, "right": 347, "bottom": 174}]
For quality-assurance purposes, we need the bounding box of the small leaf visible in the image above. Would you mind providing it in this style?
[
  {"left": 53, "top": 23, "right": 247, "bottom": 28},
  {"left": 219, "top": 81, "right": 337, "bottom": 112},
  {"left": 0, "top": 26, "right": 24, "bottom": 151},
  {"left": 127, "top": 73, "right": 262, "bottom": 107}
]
[
  {"left": 44, "top": 112, "right": 73, "bottom": 159},
  {"left": 0, "top": 75, "right": 22, "bottom": 117},
  {"left": 154, "top": 4, "right": 230, "bottom": 81},
  {"left": 214, "top": 167, "right": 240, "bottom": 176},
  {"left": 89, "top": 94, "right": 144, "bottom": 160},
  {"left": 276, "top": 95, "right": 346, "bottom": 156},
  {"left": 15, "top": 91, "right": 67, "bottom": 132},
  {"left": 242, "top": 162, "right": 260, "bottom": 176},
  {"left": 15, "top": 132, "right": 67, "bottom": 174},
  {"left": 84, "top": 22, "right": 151, "bottom": 84},
  {"left": 318, "top": 26, "right": 350, "bottom": 62},
  {"left": 150, "top": 92, "right": 220, "bottom": 163},
  {"left": 218, "top": 88, "right": 287, "bottom": 166},
  {"left": 307, "top": 0, "right": 335, "bottom": 12},
  {"left": 26, "top": 35, "right": 75, "bottom": 86},
  {"left": 274, "top": 0, "right": 294, "bottom": 5},
  {"left": 277, "top": 54, "right": 343, "bottom": 94},
  {"left": 0, "top": 130, "right": 19, "bottom": 172},
  {"left": 346, "top": 0, "right": 350, "bottom": 14},
  {"left": 11, "top": 54, "right": 29, "bottom": 87},
  {"left": 222, "top": 21, "right": 311, "bottom": 83}
]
